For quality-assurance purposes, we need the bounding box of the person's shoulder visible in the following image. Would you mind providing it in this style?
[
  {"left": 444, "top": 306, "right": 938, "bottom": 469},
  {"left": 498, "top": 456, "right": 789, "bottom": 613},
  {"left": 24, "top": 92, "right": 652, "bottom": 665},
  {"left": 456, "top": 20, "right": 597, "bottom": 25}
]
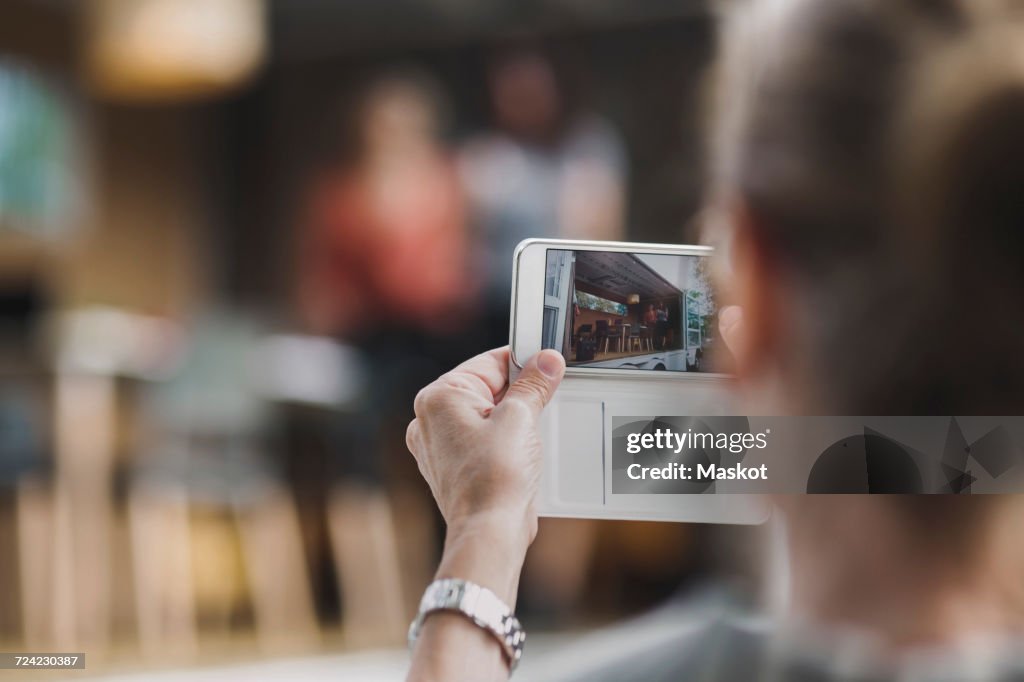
[
  {"left": 522, "top": 591, "right": 1024, "bottom": 682},
  {"left": 521, "top": 591, "right": 764, "bottom": 682},
  {"left": 560, "top": 114, "right": 627, "bottom": 164}
]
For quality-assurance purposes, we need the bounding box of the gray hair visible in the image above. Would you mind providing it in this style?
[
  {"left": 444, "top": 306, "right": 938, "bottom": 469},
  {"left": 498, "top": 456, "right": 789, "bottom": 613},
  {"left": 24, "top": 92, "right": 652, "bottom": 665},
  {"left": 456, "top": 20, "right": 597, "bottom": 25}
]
[{"left": 708, "top": 0, "right": 1024, "bottom": 412}]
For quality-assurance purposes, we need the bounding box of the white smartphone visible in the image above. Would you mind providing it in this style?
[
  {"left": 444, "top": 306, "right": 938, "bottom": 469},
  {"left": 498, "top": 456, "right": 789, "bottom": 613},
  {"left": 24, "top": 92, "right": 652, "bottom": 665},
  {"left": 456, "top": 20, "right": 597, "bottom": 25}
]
[{"left": 510, "top": 238, "right": 770, "bottom": 524}]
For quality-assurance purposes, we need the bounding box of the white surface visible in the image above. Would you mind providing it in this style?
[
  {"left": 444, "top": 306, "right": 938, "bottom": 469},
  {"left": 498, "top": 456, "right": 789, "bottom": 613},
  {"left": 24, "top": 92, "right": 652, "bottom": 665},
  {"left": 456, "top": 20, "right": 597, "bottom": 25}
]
[
  {"left": 85, "top": 649, "right": 409, "bottom": 682},
  {"left": 76, "top": 633, "right": 584, "bottom": 682},
  {"left": 75, "top": 606, "right": 726, "bottom": 682}
]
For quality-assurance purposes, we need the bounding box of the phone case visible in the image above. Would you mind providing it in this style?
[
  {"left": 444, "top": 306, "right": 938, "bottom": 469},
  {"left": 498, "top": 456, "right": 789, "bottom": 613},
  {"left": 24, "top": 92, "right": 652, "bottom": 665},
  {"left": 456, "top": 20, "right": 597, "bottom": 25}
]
[{"left": 510, "top": 239, "right": 771, "bottom": 524}]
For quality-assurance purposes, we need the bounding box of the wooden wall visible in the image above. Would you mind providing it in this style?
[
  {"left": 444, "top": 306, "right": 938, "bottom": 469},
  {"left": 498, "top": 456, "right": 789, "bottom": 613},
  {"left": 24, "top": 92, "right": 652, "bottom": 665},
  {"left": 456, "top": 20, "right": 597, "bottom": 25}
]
[{"left": 573, "top": 307, "right": 632, "bottom": 334}]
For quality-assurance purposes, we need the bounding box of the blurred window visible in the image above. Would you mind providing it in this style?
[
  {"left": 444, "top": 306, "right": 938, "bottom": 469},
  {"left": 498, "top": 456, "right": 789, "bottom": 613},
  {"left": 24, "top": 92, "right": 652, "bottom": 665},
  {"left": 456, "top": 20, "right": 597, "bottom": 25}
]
[
  {"left": 542, "top": 306, "right": 558, "bottom": 344},
  {"left": 685, "top": 290, "right": 702, "bottom": 348},
  {"left": 577, "top": 290, "right": 627, "bottom": 316},
  {"left": 0, "top": 60, "right": 78, "bottom": 237},
  {"left": 545, "top": 263, "right": 560, "bottom": 297}
]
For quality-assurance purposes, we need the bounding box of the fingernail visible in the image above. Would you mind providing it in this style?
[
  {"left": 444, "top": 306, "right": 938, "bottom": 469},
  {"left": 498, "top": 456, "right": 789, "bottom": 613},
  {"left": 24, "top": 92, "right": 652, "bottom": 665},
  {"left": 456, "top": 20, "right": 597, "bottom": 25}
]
[{"left": 536, "top": 350, "right": 564, "bottom": 378}]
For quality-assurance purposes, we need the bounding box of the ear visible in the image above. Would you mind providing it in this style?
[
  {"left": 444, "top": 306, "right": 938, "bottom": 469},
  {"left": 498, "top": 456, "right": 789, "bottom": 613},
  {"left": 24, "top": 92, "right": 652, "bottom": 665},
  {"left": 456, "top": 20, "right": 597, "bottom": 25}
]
[{"left": 725, "top": 201, "right": 786, "bottom": 380}]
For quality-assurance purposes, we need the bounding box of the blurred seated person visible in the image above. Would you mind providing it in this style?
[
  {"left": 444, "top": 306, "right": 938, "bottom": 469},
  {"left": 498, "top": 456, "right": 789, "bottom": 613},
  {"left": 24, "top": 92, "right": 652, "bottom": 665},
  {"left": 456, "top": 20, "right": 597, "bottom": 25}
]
[{"left": 404, "top": 0, "right": 1024, "bottom": 680}]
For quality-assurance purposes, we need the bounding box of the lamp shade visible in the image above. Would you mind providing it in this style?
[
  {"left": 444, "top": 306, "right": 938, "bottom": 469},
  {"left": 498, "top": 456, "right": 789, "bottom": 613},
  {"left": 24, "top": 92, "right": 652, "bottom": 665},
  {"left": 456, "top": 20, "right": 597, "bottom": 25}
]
[
  {"left": 85, "top": 0, "right": 267, "bottom": 101},
  {"left": 626, "top": 294, "right": 640, "bottom": 305}
]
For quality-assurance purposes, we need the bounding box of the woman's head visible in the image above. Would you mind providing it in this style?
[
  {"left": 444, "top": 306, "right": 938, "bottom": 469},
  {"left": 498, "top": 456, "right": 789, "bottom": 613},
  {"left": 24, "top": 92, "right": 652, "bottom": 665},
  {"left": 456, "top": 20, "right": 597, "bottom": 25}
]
[
  {"left": 709, "top": 3, "right": 1024, "bottom": 637},
  {"left": 708, "top": 0, "right": 1024, "bottom": 413},
  {"left": 356, "top": 72, "right": 447, "bottom": 160}
]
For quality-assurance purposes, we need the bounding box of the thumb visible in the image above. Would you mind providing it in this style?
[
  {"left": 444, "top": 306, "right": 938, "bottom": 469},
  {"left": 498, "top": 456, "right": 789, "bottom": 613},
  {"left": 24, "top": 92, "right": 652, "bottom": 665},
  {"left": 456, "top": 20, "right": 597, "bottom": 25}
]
[{"left": 500, "top": 350, "right": 565, "bottom": 417}]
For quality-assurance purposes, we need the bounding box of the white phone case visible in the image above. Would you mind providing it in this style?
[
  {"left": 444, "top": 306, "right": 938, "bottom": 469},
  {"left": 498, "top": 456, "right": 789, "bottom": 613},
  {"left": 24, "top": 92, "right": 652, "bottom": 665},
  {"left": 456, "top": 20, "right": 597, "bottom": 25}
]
[{"left": 510, "top": 239, "right": 771, "bottom": 524}]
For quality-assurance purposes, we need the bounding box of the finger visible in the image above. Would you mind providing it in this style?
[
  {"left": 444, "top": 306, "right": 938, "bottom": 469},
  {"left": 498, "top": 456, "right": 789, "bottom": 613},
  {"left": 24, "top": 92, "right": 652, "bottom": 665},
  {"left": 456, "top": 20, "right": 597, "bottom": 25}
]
[
  {"left": 498, "top": 349, "right": 565, "bottom": 418},
  {"left": 448, "top": 346, "right": 511, "bottom": 398},
  {"left": 719, "top": 305, "right": 745, "bottom": 355},
  {"left": 414, "top": 372, "right": 497, "bottom": 419}
]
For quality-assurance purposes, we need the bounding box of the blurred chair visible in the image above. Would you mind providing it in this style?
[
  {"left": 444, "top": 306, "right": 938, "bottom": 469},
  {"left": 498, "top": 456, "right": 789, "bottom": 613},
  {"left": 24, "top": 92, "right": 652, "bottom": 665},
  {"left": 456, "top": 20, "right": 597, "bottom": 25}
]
[
  {"left": 46, "top": 307, "right": 191, "bottom": 654},
  {"left": 131, "top": 314, "right": 319, "bottom": 657},
  {"left": 641, "top": 325, "right": 654, "bottom": 352},
  {"left": 2, "top": 300, "right": 123, "bottom": 655},
  {"left": 0, "top": 380, "right": 51, "bottom": 646},
  {"left": 327, "top": 483, "right": 407, "bottom": 647},
  {"left": 252, "top": 333, "right": 414, "bottom": 648},
  {"left": 609, "top": 320, "right": 625, "bottom": 353},
  {"left": 629, "top": 325, "right": 643, "bottom": 352},
  {"left": 595, "top": 320, "right": 611, "bottom": 354},
  {"left": 127, "top": 480, "right": 197, "bottom": 656},
  {"left": 574, "top": 324, "right": 593, "bottom": 350},
  {"left": 0, "top": 276, "right": 55, "bottom": 647}
]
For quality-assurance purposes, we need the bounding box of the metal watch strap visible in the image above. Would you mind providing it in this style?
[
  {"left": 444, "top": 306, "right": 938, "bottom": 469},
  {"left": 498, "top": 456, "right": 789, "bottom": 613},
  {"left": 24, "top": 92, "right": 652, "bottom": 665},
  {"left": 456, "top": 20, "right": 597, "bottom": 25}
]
[{"left": 408, "top": 578, "right": 525, "bottom": 672}]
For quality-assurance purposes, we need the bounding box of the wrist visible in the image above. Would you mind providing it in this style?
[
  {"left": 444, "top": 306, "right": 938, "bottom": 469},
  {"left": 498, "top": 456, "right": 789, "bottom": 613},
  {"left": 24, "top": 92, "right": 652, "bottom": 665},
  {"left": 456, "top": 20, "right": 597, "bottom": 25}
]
[
  {"left": 438, "top": 511, "right": 534, "bottom": 606},
  {"left": 447, "top": 509, "right": 535, "bottom": 553}
]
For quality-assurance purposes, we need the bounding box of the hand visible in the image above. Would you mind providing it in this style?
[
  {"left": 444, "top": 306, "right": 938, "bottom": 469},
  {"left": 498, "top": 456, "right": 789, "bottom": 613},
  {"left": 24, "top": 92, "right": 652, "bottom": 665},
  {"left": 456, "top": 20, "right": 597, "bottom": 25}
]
[
  {"left": 406, "top": 348, "right": 565, "bottom": 682},
  {"left": 407, "top": 346, "right": 566, "bottom": 551}
]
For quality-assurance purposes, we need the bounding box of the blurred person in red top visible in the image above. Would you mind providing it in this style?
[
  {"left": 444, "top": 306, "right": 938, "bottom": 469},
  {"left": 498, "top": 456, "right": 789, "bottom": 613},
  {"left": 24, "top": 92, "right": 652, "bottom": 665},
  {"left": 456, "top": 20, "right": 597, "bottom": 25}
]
[
  {"left": 301, "top": 72, "right": 472, "bottom": 340},
  {"left": 297, "top": 71, "right": 477, "bottom": 489},
  {"left": 643, "top": 303, "right": 657, "bottom": 326}
]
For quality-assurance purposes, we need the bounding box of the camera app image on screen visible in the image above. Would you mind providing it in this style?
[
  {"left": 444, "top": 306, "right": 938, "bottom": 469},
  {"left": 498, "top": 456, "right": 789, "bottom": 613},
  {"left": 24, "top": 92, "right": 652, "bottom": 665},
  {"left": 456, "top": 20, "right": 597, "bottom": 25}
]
[{"left": 542, "top": 249, "right": 727, "bottom": 373}]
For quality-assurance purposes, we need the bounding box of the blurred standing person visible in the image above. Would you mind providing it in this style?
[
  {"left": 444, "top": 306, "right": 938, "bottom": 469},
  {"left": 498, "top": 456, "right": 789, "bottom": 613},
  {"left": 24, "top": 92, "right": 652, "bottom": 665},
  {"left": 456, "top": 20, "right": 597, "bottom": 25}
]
[
  {"left": 459, "top": 47, "right": 628, "bottom": 624},
  {"left": 655, "top": 301, "right": 669, "bottom": 349},
  {"left": 643, "top": 303, "right": 658, "bottom": 351},
  {"left": 460, "top": 47, "right": 628, "bottom": 350},
  {"left": 297, "top": 72, "right": 472, "bottom": 645},
  {"left": 643, "top": 303, "right": 658, "bottom": 326}
]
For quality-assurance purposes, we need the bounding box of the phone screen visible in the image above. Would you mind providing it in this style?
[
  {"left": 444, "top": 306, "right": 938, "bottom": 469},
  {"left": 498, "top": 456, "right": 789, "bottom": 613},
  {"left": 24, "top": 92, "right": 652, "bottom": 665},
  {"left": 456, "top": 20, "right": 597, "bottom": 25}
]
[{"left": 542, "top": 248, "right": 727, "bottom": 373}]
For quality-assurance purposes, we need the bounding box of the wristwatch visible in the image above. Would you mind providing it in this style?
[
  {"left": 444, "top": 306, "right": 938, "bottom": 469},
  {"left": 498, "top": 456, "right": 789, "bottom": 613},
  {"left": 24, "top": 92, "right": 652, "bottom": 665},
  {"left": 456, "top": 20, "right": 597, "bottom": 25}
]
[{"left": 408, "top": 578, "right": 525, "bottom": 672}]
